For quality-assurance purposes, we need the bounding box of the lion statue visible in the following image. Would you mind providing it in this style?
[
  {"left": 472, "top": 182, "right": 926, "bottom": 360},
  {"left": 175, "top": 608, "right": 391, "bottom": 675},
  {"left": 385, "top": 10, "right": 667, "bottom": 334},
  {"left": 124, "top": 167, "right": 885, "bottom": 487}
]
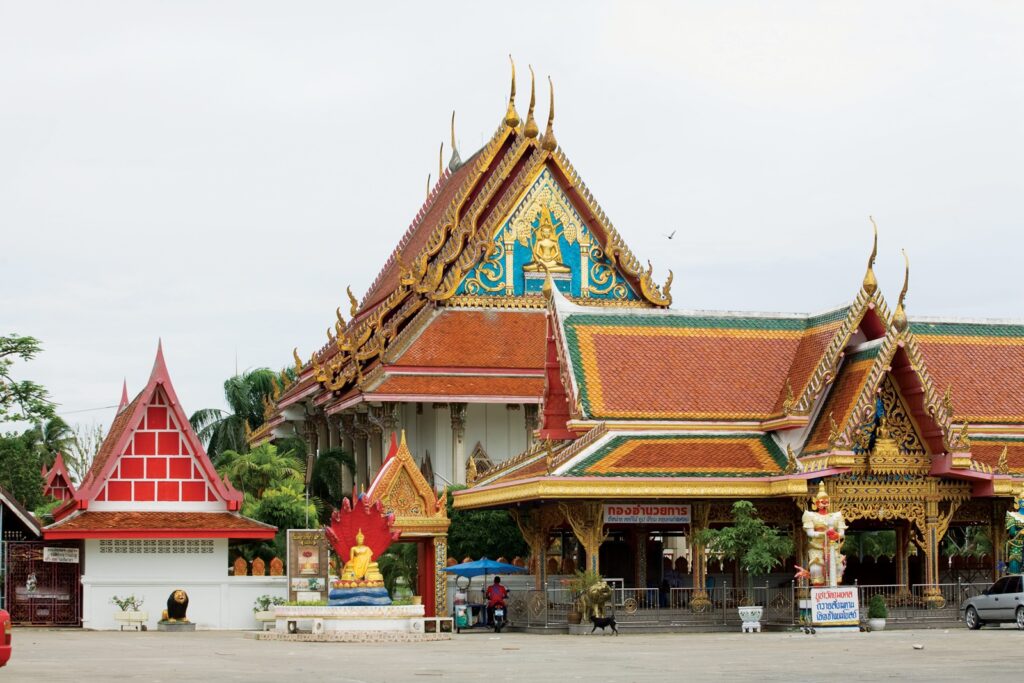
[
  {"left": 161, "top": 589, "right": 190, "bottom": 623},
  {"left": 579, "top": 581, "right": 613, "bottom": 619}
]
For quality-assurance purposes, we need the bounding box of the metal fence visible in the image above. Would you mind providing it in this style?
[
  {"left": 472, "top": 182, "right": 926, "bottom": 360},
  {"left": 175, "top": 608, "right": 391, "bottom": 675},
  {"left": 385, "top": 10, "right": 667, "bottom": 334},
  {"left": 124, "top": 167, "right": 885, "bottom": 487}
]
[{"left": 508, "top": 579, "right": 988, "bottom": 630}]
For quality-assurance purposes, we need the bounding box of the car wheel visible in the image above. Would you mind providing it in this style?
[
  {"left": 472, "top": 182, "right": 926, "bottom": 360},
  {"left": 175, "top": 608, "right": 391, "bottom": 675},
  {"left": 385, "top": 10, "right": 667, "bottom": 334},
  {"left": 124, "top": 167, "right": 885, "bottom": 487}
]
[
  {"left": 965, "top": 606, "right": 982, "bottom": 630},
  {"left": 1017, "top": 607, "right": 1024, "bottom": 631}
]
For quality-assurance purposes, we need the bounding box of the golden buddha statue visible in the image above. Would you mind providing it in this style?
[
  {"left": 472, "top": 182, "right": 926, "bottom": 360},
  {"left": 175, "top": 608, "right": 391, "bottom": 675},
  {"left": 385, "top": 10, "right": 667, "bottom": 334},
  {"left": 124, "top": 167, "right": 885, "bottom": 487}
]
[
  {"left": 523, "top": 210, "right": 570, "bottom": 273},
  {"left": 340, "top": 529, "right": 384, "bottom": 584}
]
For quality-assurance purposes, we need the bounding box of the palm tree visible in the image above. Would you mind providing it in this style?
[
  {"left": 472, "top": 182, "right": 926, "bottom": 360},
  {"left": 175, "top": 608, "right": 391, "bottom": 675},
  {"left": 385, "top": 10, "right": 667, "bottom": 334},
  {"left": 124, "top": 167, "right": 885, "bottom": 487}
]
[
  {"left": 190, "top": 368, "right": 281, "bottom": 463},
  {"left": 25, "top": 416, "right": 75, "bottom": 468},
  {"left": 217, "top": 443, "right": 304, "bottom": 499},
  {"left": 308, "top": 447, "right": 356, "bottom": 522}
]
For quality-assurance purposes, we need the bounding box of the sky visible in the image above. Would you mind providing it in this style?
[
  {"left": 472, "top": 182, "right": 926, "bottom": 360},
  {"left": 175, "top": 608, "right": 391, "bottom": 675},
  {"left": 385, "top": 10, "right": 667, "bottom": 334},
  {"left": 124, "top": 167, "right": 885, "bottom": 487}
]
[{"left": 2, "top": 1, "right": 1022, "bottom": 436}]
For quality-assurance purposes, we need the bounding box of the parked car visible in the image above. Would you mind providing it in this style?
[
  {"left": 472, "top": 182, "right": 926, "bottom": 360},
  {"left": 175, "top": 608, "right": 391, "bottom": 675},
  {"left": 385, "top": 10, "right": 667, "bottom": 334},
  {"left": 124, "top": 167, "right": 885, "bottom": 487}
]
[
  {"left": 963, "top": 575, "right": 1024, "bottom": 629},
  {"left": 0, "top": 609, "right": 10, "bottom": 666}
]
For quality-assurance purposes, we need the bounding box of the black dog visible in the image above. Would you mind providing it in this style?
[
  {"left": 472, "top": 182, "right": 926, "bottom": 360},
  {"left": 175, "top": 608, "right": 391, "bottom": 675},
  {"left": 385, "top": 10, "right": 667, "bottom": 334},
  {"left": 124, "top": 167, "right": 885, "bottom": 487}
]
[{"left": 590, "top": 615, "right": 618, "bottom": 635}]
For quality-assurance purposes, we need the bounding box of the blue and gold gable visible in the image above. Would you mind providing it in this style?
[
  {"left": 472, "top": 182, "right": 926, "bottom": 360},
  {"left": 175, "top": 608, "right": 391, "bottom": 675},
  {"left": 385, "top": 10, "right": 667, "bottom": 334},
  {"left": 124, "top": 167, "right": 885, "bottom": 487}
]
[{"left": 457, "top": 169, "right": 639, "bottom": 301}]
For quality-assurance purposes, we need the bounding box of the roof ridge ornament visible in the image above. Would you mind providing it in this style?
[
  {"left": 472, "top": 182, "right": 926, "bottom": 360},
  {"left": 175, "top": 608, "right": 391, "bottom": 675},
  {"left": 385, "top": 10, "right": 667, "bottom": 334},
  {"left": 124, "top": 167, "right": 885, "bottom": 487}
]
[
  {"left": 504, "top": 55, "right": 520, "bottom": 129},
  {"left": 438, "top": 142, "right": 443, "bottom": 182},
  {"left": 448, "top": 111, "right": 462, "bottom": 170},
  {"left": 524, "top": 66, "right": 539, "bottom": 138},
  {"left": 347, "top": 285, "right": 359, "bottom": 318},
  {"left": 541, "top": 76, "right": 557, "bottom": 151},
  {"left": 863, "top": 216, "right": 879, "bottom": 295},
  {"left": 892, "top": 249, "right": 909, "bottom": 332},
  {"left": 425, "top": 173, "right": 431, "bottom": 200}
]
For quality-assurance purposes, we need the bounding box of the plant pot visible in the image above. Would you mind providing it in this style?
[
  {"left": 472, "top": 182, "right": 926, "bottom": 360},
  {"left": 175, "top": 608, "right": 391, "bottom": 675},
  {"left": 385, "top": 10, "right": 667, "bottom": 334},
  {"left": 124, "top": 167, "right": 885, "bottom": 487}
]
[
  {"left": 113, "top": 611, "right": 148, "bottom": 630},
  {"left": 867, "top": 618, "right": 886, "bottom": 632},
  {"left": 737, "top": 605, "right": 763, "bottom": 633},
  {"left": 410, "top": 595, "right": 423, "bottom": 606},
  {"left": 567, "top": 609, "right": 583, "bottom": 625}
]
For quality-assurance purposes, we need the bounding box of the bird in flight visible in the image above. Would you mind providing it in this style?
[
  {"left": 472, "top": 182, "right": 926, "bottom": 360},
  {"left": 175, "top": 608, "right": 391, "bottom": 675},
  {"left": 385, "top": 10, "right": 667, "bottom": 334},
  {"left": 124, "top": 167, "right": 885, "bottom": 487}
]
[{"left": 663, "top": 230, "right": 676, "bottom": 240}]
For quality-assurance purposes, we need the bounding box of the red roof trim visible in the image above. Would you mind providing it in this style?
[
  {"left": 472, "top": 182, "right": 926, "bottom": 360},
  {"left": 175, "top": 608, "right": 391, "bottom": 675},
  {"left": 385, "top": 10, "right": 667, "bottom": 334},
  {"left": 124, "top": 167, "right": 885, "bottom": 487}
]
[{"left": 45, "top": 528, "right": 275, "bottom": 540}]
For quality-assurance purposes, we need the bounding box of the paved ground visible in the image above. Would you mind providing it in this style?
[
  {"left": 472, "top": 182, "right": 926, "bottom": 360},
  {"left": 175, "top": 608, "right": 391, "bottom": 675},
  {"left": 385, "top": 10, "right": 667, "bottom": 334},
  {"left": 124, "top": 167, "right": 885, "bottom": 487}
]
[{"left": 5, "top": 626, "right": 1021, "bottom": 682}]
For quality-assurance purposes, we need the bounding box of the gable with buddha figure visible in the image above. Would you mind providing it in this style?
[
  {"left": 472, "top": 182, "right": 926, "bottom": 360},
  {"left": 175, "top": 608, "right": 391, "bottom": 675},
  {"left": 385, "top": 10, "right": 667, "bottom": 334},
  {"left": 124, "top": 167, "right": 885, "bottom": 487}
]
[{"left": 457, "top": 168, "right": 639, "bottom": 300}]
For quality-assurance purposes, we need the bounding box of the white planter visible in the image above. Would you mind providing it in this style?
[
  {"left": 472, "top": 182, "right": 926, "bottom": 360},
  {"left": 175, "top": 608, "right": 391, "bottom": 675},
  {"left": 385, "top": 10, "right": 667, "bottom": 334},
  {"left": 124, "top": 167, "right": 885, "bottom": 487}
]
[
  {"left": 113, "top": 611, "right": 148, "bottom": 630},
  {"left": 737, "top": 605, "right": 763, "bottom": 633},
  {"left": 867, "top": 618, "right": 886, "bottom": 631}
]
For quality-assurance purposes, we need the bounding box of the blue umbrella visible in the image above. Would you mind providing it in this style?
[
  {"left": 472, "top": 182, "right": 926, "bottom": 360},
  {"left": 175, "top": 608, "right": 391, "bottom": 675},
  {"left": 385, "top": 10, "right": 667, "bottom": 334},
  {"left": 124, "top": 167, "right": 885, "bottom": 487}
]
[{"left": 444, "top": 557, "right": 526, "bottom": 578}]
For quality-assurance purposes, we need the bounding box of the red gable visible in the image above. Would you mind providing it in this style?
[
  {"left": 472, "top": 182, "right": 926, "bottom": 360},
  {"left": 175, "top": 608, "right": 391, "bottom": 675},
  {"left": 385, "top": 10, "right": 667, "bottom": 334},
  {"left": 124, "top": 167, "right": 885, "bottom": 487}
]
[
  {"left": 42, "top": 452, "right": 76, "bottom": 501},
  {"left": 46, "top": 342, "right": 272, "bottom": 540}
]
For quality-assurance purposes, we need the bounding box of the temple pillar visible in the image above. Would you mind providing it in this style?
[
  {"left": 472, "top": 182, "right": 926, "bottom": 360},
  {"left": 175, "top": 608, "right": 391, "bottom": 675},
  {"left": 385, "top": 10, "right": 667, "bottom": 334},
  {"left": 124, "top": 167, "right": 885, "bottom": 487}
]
[
  {"left": 689, "top": 503, "right": 711, "bottom": 611},
  {"left": 523, "top": 404, "right": 538, "bottom": 451},
  {"left": 367, "top": 427, "right": 383, "bottom": 482},
  {"left": 327, "top": 415, "right": 340, "bottom": 450},
  {"left": 512, "top": 506, "right": 561, "bottom": 590},
  {"left": 632, "top": 527, "right": 648, "bottom": 590},
  {"left": 302, "top": 419, "right": 319, "bottom": 489},
  {"left": 991, "top": 501, "right": 1008, "bottom": 581},
  {"left": 316, "top": 416, "right": 329, "bottom": 456},
  {"left": 895, "top": 523, "right": 911, "bottom": 596},
  {"left": 560, "top": 501, "right": 606, "bottom": 574},
  {"left": 339, "top": 414, "right": 355, "bottom": 496},
  {"left": 353, "top": 413, "right": 370, "bottom": 491},
  {"left": 433, "top": 536, "right": 448, "bottom": 617},
  {"left": 450, "top": 403, "right": 467, "bottom": 485},
  {"left": 920, "top": 481, "right": 958, "bottom": 609}
]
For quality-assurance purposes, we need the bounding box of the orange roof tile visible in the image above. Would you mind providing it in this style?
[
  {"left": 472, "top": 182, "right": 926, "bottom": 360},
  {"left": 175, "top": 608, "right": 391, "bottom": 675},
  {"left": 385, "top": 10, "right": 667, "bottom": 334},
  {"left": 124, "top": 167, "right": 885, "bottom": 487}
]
[
  {"left": 393, "top": 309, "right": 546, "bottom": 370},
  {"left": 564, "top": 434, "right": 786, "bottom": 477},
  {"left": 803, "top": 345, "right": 881, "bottom": 454},
  {"left": 371, "top": 375, "right": 544, "bottom": 399},
  {"left": 970, "top": 438, "right": 1024, "bottom": 474},
  {"left": 45, "top": 511, "right": 276, "bottom": 539}
]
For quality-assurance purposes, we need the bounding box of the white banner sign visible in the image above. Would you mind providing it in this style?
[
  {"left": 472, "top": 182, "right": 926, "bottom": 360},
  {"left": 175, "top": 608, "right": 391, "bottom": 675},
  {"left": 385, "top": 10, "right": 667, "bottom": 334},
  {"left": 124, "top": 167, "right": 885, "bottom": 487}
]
[
  {"left": 604, "top": 504, "right": 691, "bottom": 525},
  {"left": 43, "top": 547, "right": 80, "bottom": 563},
  {"left": 810, "top": 587, "right": 860, "bottom": 626}
]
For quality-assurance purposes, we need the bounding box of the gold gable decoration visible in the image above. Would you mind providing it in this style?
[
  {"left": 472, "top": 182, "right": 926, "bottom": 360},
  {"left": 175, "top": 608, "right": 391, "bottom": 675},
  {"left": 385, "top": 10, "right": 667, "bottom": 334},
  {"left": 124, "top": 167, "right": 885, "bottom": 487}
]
[{"left": 367, "top": 431, "right": 449, "bottom": 537}]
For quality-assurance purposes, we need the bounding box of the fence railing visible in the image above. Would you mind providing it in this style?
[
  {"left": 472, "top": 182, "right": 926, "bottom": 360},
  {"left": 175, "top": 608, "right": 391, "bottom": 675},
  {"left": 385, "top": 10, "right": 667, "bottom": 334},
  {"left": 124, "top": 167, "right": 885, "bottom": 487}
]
[{"left": 509, "top": 579, "right": 986, "bottom": 629}]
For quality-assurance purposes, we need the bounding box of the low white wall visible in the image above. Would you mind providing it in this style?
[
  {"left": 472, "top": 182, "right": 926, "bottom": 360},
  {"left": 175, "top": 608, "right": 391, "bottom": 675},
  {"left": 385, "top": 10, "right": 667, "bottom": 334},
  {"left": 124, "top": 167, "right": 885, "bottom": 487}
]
[{"left": 82, "top": 540, "right": 286, "bottom": 630}]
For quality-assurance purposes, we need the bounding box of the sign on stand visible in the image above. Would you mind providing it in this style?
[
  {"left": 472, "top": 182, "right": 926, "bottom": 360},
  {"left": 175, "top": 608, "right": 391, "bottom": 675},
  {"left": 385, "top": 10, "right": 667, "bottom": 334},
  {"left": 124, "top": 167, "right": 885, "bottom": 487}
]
[
  {"left": 42, "top": 547, "right": 80, "bottom": 563},
  {"left": 287, "top": 529, "right": 329, "bottom": 603},
  {"left": 810, "top": 586, "right": 860, "bottom": 627},
  {"left": 604, "top": 504, "right": 691, "bottom": 525}
]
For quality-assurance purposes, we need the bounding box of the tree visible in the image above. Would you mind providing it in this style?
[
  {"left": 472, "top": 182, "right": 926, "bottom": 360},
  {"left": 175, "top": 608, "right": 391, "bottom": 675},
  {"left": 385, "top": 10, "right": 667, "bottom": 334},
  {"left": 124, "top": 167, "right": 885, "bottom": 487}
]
[
  {"left": 189, "top": 368, "right": 282, "bottom": 463},
  {"left": 308, "top": 447, "right": 356, "bottom": 523},
  {"left": 24, "top": 416, "right": 74, "bottom": 469},
  {"left": 0, "top": 433, "right": 44, "bottom": 509},
  {"left": 0, "top": 334, "right": 56, "bottom": 424},
  {"left": 696, "top": 500, "right": 794, "bottom": 600},
  {"left": 66, "top": 422, "right": 106, "bottom": 484},
  {"left": 445, "top": 488, "right": 528, "bottom": 561},
  {"left": 378, "top": 543, "right": 418, "bottom": 599},
  {"left": 217, "top": 443, "right": 304, "bottom": 499}
]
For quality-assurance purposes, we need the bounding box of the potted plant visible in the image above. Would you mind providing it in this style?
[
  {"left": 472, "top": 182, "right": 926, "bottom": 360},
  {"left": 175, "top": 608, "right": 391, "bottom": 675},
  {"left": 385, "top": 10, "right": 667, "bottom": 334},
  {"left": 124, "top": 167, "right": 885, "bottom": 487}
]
[
  {"left": 111, "top": 594, "right": 147, "bottom": 631},
  {"left": 566, "top": 569, "right": 603, "bottom": 625},
  {"left": 867, "top": 594, "right": 888, "bottom": 631},
  {"left": 696, "top": 500, "right": 794, "bottom": 633},
  {"left": 253, "top": 594, "right": 285, "bottom": 629}
]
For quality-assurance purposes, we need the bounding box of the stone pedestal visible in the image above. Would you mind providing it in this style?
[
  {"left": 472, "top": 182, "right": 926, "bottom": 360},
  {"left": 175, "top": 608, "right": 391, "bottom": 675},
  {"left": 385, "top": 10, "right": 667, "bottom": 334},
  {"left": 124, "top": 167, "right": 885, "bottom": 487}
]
[{"left": 157, "top": 622, "right": 196, "bottom": 632}]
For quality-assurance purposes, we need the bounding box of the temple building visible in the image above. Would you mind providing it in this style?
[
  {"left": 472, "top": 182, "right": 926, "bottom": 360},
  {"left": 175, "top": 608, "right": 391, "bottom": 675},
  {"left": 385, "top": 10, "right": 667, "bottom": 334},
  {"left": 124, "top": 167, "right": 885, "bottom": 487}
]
[
  {"left": 253, "top": 64, "right": 673, "bottom": 492},
  {"left": 42, "top": 452, "right": 76, "bottom": 502},
  {"left": 43, "top": 343, "right": 280, "bottom": 629}
]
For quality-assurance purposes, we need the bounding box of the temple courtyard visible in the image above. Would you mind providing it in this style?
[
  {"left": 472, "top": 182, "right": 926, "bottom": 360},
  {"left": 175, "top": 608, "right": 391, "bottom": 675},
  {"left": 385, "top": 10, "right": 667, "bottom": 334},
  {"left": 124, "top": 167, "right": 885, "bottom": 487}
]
[{"left": 6, "top": 627, "right": 1020, "bottom": 681}]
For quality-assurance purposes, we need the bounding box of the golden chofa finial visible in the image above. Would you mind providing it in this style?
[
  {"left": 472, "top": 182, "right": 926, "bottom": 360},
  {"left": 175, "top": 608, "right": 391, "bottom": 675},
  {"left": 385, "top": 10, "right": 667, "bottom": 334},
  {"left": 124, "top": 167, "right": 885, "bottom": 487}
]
[
  {"left": 437, "top": 141, "right": 443, "bottom": 181},
  {"left": 541, "top": 267, "right": 553, "bottom": 300},
  {"left": 293, "top": 347, "right": 303, "bottom": 374},
  {"left": 892, "top": 249, "right": 909, "bottom": 332},
  {"left": 524, "top": 66, "right": 539, "bottom": 138},
  {"left": 347, "top": 285, "right": 359, "bottom": 317},
  {"left": 863, "top": 216, "right": 879, "bottom": 295},
  {"left": 425, "top": 173, "right": 431, "bottom": 200},
  {"left": 448, "top": 111, "right": 462, "bottom": 170},
  {"left": 541, "top": 76, "right": 557, "bottom": 151},
  {"left": 504, "top": 55, "right": 520, "bottom": 128},
  {"left": 336, "top": 306, "right": 345, "bottom": 328}
]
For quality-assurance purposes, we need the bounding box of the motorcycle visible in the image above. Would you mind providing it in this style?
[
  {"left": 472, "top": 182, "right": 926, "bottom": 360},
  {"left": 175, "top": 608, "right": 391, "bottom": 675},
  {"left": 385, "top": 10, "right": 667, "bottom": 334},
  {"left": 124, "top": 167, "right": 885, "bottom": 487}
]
[{"left": 492, "top": 601, "right": 507, "bottom": 633}]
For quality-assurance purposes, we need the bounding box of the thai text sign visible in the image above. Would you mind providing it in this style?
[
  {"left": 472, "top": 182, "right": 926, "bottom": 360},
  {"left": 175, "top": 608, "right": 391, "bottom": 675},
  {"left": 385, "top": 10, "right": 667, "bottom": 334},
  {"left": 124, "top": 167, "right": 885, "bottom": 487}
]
[
  {"left": 810, "top": 586, "right": 860, "bottom": 626},
  {"left": 604, "top": 504, "right": 690, "bottom": 525},
  {"left": 43, "top": 547, "right": 80, "bottom": 563}
]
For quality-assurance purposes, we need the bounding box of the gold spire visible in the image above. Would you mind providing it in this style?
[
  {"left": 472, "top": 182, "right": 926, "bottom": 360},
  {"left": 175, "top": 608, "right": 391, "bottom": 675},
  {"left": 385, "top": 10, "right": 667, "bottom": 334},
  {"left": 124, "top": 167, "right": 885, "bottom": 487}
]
[
  {"left": 504, "top": 55, "right": 520, "bottom": 128},
  {"left": 347, "top": 285, "right": 359, "bottom": 317},
  {"left": 426, "top": 173, "right": 431, "bottom": 200},
  {"left": 524, "top": 65, "right": 539, "bottom": 138},
  {"left": 438, "top": 141, "right": 443, "bottom": 181},
  {"left": 541, "top": 76, "right": 557, "bottom": 151},
  {"left": 892, "top": 249, "right": 909, "bottom": 332},
  {"left": 863, "top": 216, "right": 879, "bottom": 295},
  {"left": 448, "top": 111, "right": 462, "bottom": 170}
]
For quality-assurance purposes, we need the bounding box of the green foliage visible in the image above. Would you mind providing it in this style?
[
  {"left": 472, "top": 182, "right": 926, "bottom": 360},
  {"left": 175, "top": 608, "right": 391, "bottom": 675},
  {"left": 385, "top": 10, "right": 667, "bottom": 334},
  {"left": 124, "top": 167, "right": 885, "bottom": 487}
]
[
  {"left": 445, "top": 487, "right": 527, "bottom": 561},
  {"left": 942, "top": 526, "right": 992, "bottom": 559},
  {"left": 252, "top": 595, "right": 286, "bottom": 612},
  {"left": 842, "top": 530, "right": 897, "bottom": 560},
  {"left": 243, "top": 479, "right": 319, "bottom": 531},
  {"left": 696, "top": 500, "right": 794, "bottom": 593},
  {"left": 379, "top": 543, "right": 419, "bottom": 599},
  {"left": 189, "top": 368, "right": 281, "bottom": 462},
  {"left": 0, "top": 433, "right": 44, "bottom": 509},
  {"left": 867, "top": 594, "right": 888, "bottom": 619},
  {"left": 23, "top": 417, "right": 74, "bottom": 468},
  {"left": 286, "top": 600, "right": 327, "bottom": 607},
  {"left": 66, "top": 422, "right": 105, "bottom": 484},
  {"left": 110, "top": 594, "right": 144, "bottom": 611},
  {"left": 0, "top": 334, "right": 56, "bottom": 424},
  {"left": 33, "top": 497, "right": 62, "bottom": 522},
  {"left": 218, "top": 443, "right": 304, "bottom": 499},
  {"left": 308, "top": 447, "right": 356, "bottom": 523}
]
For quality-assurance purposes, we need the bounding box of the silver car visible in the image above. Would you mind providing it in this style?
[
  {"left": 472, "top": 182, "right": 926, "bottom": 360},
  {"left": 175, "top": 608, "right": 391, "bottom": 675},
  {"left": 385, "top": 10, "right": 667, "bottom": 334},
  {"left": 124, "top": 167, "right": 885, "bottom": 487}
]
[{"left": 963, "top": 575, "right": 1024, "bottom": 629}]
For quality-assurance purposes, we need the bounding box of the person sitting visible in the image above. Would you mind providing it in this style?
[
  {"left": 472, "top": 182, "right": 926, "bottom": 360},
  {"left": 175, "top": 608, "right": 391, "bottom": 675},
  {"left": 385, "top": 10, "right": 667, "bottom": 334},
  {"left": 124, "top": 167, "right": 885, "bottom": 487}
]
[{"left": 486, "top": 576, "right": 509, "bottom": 624}]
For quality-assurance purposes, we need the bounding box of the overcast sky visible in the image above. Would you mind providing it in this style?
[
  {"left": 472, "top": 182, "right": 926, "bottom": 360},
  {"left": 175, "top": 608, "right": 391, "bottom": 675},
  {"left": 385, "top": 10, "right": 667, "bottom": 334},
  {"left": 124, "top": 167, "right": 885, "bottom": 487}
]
[{"left": 2, "top": 1, "right": 1022, "bottom": 436}]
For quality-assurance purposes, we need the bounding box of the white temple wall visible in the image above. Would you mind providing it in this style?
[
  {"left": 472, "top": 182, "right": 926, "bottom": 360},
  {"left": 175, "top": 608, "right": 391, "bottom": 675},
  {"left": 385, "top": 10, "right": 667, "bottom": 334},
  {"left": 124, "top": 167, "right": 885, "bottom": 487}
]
[{"left": 81, "top": 538, "right": 286, "bottom": 630}]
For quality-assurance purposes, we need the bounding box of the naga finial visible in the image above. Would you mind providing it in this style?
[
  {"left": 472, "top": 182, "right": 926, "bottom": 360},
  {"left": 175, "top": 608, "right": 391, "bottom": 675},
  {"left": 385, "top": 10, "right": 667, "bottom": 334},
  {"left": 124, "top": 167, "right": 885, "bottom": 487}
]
[
  {"left": 541, "top": 267, "right": 553, "bottom": 300},
  {"left": 438, "top": 141, "right": 443, "bottom": 182},
  {"left": 448, "top": 110, "right": 462, "bottom": 170},
  {"left": 997, "top": 445, "right": 1009, "bottom": 475},
  {"left": 541, "top": 76, "right": 557, "bottom": 151},
  {"left": 524, "top": 65, "right": 539, "bottom": 138},
  {"left": 425, "top": 173, "right": 431, "bottom": 200},
  {"left": 504, "top": 55, "right": 520, "bottom": 128},
  {"left": 347, "top": 285, "right": 359, "bottom": 317},
  {"left": 336, "top": 306, "right": 345, "bottom": 328},
  {"left": 293, "top": 347, "right": 303, "bottom": 374},
  {"left": 892, "top": 249, "right": 909, "bottom": 332},
  {"left": 863, "top": 216, "right": 879, "bottom": 295}
]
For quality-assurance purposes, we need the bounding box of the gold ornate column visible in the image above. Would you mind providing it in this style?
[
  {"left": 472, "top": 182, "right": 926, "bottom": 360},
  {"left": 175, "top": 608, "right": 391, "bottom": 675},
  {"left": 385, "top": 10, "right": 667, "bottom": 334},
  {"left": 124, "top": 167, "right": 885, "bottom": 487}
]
[
  {"left": 511, "top": 506, "right": 562, "bottom": 589},
  {"left": 433, "top": 536, "right": 449, "bottom": 617},
  {"left": 689, "top": 502, "right": 711, "bottom": 611},
  {"left": 633, "top": 528, "right": 648, "bottom": 590},
  {"left": 560, "top": 501, "right": 607, "bottom": 574},
  {"left": 920, "top": 480, "right": 959, "bottom": 609},
  {"left": 895, "top": 522, "right": 911, "bottom": 598}
]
